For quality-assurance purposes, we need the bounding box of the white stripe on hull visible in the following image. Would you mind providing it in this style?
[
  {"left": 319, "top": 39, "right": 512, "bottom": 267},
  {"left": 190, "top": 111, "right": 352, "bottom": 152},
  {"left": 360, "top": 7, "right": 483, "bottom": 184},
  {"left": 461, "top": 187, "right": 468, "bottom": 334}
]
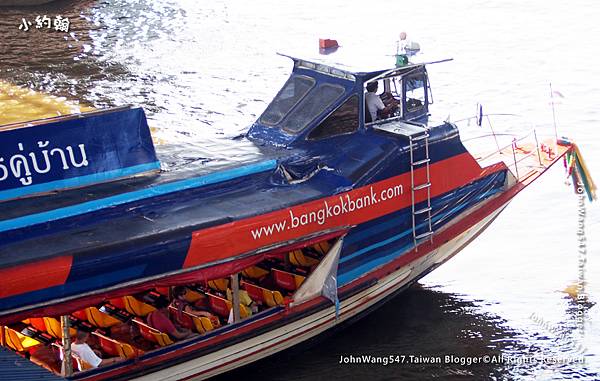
[{"left": 133, "top": 201, "right": 509, "bottom": 381}]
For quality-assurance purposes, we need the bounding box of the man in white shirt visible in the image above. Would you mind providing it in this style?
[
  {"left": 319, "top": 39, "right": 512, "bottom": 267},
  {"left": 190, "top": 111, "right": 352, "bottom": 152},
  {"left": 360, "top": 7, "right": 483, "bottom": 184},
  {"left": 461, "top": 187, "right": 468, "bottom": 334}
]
[
  {"left": 70, "top": 330, "right": 121, "bottom": 368},
  {"left": 365, "top": 81, "right": 397, "bottom": 122}
]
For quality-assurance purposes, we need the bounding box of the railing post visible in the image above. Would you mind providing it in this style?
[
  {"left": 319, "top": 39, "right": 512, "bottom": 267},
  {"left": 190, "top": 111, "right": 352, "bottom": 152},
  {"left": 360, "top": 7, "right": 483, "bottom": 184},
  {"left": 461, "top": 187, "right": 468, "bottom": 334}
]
[
  {"left": 61, "top": 315, "right": 73, "bottom": 377},
  {"left": 511, "top": 139, "right": 520, "bottom": 180},
  {"left": 231, "top": 273, "right": 241, "bottom": 323}
]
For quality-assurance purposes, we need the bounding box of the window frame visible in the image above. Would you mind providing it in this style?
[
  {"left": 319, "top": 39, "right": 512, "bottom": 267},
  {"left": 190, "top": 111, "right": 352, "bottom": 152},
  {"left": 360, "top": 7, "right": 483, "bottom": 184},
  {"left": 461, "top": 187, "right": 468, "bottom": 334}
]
[
  {"left": 307, "top": 95, "right": 360, "bottom": 141},
  {"left": 279, "top": 82, "right": 346, "bottom": 134},
  {"left": 258, "top": 74, "right": 316, "bottom": 127},
  {"left": 403, "top": 73, "right": 427, "bottom": 114}
]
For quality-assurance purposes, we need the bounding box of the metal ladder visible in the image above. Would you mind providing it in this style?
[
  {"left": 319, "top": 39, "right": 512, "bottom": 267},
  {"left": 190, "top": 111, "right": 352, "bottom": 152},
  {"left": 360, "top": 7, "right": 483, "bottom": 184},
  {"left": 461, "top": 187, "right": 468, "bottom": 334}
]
[{"left": 408, "top": 130, "right": 433, "bottom": 250}]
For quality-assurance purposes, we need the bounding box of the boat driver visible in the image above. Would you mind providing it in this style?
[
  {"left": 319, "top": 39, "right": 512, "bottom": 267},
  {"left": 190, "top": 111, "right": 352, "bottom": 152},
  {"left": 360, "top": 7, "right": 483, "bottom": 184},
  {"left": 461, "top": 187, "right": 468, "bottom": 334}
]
[{"left": 365, "top": 81, "right": 398, "bottom": 122}]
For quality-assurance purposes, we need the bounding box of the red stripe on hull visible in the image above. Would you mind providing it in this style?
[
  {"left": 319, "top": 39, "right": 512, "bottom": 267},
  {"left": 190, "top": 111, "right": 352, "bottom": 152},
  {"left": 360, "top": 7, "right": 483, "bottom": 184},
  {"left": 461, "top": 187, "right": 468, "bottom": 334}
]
[
  {"left": 184, "top": 152, "right": 504, "bottom": 268},
  {"left": 0, "top": 255, "right": 72, "bottom": 298}
]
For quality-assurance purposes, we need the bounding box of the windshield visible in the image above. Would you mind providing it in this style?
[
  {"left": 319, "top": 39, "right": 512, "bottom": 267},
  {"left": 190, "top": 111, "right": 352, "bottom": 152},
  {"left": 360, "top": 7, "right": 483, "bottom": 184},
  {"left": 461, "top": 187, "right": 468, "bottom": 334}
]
[
  {"left": 280, "top": 83, "right": 345, "bottom": 133},
  {"left": 260, "top": 75, "right": 315, "bottom": 126}
]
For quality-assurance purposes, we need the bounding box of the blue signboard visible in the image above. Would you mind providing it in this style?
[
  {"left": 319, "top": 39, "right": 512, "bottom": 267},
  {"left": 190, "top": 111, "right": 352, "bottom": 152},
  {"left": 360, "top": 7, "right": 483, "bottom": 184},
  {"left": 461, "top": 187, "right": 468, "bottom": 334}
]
[{"left": 0, "top": 107, "right": 160, "bottom": 201}]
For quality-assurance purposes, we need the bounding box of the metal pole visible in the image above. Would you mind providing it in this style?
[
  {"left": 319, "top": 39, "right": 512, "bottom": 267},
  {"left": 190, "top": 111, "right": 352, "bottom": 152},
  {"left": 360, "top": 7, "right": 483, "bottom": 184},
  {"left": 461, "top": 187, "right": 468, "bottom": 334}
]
[
  {"left": 533, "top": 129, "right": 543, "bottom": 166},
  {"left": 549, "top": 83, "right": 559, "bottom": 153},
  {"left": 61, "top": 315, "right": 73, "bottom": 377},
  {"left": 231, "top": 274, "right": 241, "bottom": 323},
  {"left": 486, "top": 115, "right": 501, "bottom": 153}
]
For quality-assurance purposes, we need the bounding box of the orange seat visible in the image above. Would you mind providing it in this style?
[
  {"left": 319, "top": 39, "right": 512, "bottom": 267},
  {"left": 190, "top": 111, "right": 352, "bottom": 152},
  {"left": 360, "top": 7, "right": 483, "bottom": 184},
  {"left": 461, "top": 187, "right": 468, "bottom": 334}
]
[
  {"left": 241, "top": 266, "right": 269, "bottom": 279},
  {"left": 193, "top": 316, "right": 215, "bottom": 333},
  {"left": 85, "top": 307, "right": 121, "bottom": 328},
  {"left": 207, "top": 278, "right": 229, "bottom": 292},
  {"left": 272, "top": 269, "right": 305, "bottom": 291},
  {"left": 183, "top": 288, "right": 204, "bottom": 303},
  {"left": 123, "top": 296, "right": 156, "bottom": 317},
  {"left": 151, "top": 331, "right": 173, "bottom": 347},
  {"left": 43, "top": 317, "right": 76, "bottom": 339},
  {"left": 3, "top": 327, "right": 41, "bottom": 352},
  {"left": 242, "top": 281, "right": 284, "bottom": 308},
  {"left": 288, "top": 249, "right": 320, "bottom": 267},
  {"left": 313, "top": 241, "right": 331, "bottom": 255}
]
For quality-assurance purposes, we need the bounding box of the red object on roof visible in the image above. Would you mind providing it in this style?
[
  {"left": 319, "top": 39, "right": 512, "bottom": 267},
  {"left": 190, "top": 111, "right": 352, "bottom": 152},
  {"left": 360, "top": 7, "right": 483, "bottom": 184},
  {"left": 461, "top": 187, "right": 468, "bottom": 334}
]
[{"left": 319, "top": 39, "right": 339, "bottom": 49}]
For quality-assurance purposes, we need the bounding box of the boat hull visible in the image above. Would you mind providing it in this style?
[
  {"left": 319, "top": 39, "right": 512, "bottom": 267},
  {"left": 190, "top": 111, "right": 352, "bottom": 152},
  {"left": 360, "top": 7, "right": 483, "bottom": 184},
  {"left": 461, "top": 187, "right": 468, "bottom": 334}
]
[{"left": 128, "top": 199, "right": 509, "bottom": 381}]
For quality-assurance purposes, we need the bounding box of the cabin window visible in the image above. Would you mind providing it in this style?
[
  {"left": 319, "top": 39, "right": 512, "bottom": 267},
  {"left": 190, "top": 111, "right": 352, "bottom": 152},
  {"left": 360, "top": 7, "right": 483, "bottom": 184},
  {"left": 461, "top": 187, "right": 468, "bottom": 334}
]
[
  {"left": 260, "top": 75, "right": 315, "bottom": 126},
  {"left": 404, "top": 74, "right": 426, "bottom": 113},
  {"left": 280, "top": 83, "right": 345, "bottom": 133},
  {"left": 308, "top": 95, "right": 359, "bottom": 140}
]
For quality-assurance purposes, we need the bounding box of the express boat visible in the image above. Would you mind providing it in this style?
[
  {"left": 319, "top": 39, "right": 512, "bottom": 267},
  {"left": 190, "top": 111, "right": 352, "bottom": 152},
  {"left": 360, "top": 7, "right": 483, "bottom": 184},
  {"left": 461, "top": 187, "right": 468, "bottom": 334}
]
[{"left": 0, "top": 53, "right": 592, "bottom": 380}]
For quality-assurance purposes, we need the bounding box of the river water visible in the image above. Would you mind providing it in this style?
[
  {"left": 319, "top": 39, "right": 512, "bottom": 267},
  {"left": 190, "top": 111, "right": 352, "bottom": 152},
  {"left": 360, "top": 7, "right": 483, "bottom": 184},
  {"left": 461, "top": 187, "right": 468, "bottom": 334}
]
[{"left": 0, "top": 1, "right": 598, "bottom": 380}]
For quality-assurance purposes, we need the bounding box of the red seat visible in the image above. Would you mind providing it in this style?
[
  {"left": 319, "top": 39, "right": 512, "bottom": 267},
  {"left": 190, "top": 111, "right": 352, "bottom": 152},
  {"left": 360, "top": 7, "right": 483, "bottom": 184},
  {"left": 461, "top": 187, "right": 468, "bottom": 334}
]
[
  {"left": 134, "top": 319, "right": 173, "bottom": 347},
  {"left": 242, "top": 282, "right": 265, "bottom": 303},
  {"left": 168, "top": 306, "right": 195, "bottom": 330},
  {"left": 133, "top": 319, "right": 156, "bottom": 343},
  {"left": 71, "top": 310, "right": 88, "bottom": 321},
  {"left": 109, "top": 297, "right": 126, "bottom": 309},
  {"left": 28, "top": 317, "right": 47, "bottom": 332},
  {"left": 241, "top": 281, "right": 284, "bottom": 307},
  {"left": 272, "top": 269, "right": 305, "bottom": 291},
  {"left": 92, "top": 332, "right": 138, "bottom": 359},
  {"left": 207, "top": 294, "right": 231, "bottom": 318},
  {"left": 96, "top": 334, "right": 121, "bottom": 357},
  {"left": 155, "top": 287, "right": 170, "bottom": 296}
]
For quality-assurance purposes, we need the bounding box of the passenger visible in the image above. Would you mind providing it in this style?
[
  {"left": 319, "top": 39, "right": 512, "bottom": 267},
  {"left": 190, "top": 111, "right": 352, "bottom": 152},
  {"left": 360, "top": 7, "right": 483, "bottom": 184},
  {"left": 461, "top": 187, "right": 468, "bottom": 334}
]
[
  {"left": 171, "top": 286, "right": 220, "bottom": 327},
  {"left": 69, "top": 330, "right": 121, "bottom": 368},
  {"left": 146, "top": 299, "right": 192, "bottom": 340},
  {"left": 365, "top": 81, "right": 397, "bottom": 122}
]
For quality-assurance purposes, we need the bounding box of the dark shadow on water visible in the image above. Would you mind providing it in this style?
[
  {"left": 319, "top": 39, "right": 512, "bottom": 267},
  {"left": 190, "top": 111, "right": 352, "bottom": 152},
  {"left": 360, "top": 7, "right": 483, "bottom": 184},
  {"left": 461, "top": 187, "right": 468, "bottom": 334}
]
[{"left": 213, "top": 284, "right": 519, "bottom": 381}]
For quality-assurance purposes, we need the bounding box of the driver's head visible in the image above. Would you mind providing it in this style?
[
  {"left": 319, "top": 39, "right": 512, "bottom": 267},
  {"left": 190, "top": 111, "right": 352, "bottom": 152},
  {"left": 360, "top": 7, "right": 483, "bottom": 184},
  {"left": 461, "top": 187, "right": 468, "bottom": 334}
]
[{"left": 366, "top": 81, "right": 378, "bottom": 93}]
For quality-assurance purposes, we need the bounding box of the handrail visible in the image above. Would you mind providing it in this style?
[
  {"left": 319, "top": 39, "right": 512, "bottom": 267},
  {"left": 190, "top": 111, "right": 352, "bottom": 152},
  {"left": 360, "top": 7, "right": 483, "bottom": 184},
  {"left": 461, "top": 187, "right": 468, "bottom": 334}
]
[{"left": 454, "top": 113, "right": 554, "bottom": 180}]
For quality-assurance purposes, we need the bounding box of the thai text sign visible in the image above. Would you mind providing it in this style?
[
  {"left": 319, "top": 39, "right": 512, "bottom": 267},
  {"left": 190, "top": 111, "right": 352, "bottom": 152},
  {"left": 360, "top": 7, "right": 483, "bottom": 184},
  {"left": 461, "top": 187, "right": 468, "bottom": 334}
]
[{"left": 0, "top": 107, "right": 160, "bottom": 201}]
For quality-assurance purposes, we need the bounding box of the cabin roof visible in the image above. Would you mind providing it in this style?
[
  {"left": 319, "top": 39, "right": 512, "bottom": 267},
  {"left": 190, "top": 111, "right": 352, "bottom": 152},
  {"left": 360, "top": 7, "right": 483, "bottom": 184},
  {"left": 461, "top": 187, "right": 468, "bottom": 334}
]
[{"left": 279, "top": 52, "right": 451, "bottom": 82}]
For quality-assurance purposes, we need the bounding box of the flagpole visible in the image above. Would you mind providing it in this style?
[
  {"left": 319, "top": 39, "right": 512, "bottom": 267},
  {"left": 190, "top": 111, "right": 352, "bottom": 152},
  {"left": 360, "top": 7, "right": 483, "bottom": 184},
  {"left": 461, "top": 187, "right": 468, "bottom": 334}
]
[{"left": 550, "top": 82, "right": 559, "bottom": 153}]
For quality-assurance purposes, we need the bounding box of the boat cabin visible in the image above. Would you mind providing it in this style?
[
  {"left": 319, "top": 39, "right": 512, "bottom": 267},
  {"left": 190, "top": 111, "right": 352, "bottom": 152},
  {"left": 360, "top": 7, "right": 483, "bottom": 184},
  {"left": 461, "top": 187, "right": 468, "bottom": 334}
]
[{"left": 247, "top": 54, "right": 433, "bottom": 147}]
